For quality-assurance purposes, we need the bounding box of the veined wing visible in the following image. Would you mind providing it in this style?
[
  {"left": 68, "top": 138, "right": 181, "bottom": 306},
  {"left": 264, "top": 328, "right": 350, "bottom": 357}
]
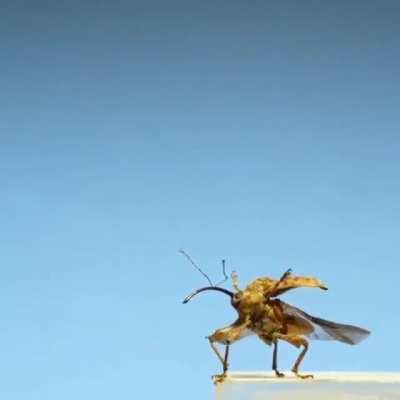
[{"left": 280, "top": 301, "right": 370, "bottom": 345}]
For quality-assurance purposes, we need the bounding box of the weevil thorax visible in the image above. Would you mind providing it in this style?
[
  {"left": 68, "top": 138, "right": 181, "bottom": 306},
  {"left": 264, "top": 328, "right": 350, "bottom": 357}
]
[
  {"left": 245, "top": 277, "right": 277, "bottom": 297},
  {"left": 230, "top": 285, "right": 266, "bottom": 318},
  {"left": 229, "top": 278, "right": 285, "bottom": 335}
]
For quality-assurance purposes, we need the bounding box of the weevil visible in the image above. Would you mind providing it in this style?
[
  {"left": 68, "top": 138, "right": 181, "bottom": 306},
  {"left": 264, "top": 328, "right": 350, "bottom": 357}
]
[{"left": 181, "top": 253, "right": 370, "bottom": 384}]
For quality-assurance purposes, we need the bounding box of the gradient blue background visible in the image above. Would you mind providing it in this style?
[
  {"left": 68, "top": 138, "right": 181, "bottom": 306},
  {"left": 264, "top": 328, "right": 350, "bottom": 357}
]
[{"left": 1, "top": 1, "right": 399, "bottom": 399}]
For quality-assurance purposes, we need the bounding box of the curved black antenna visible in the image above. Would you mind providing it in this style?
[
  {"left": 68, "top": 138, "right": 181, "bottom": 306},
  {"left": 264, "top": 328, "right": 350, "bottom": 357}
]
[{"left": 182, "top": 286, "right": 234, "bottom": 304}]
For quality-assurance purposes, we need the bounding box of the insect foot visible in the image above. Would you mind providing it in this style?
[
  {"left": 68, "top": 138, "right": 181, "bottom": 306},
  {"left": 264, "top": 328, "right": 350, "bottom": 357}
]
[
  {"left": 212, "top": 373, "right": 227, "bottom": 385},
  {"left": 293, "top": 371, "right": 314, "bottom": 379}
]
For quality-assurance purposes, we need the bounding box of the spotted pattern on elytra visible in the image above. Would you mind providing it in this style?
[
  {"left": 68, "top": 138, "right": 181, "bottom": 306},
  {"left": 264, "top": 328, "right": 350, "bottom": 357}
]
[{"left": 246, "top": 274, "right": 327, "bottom": 298}]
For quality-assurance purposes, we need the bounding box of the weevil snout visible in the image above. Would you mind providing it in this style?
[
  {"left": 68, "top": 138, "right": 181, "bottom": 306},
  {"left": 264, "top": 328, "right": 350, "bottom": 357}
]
[{"left": 182, "top": 286, "right": 234, "bottom": 304}]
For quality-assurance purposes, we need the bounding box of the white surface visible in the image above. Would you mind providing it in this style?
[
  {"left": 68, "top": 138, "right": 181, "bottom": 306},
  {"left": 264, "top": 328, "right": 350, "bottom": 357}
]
[
  {"left": 226, "top": 371, "right": 400, "bottom": 383},
  {"left": 216, "top": 372, "right": 400, "bottom": 400}
]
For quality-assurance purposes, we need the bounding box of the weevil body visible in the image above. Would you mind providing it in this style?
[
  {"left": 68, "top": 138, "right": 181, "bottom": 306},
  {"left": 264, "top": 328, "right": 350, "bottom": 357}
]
[{"left": 183, "top": 268, "right": 370, "bottom": 384}]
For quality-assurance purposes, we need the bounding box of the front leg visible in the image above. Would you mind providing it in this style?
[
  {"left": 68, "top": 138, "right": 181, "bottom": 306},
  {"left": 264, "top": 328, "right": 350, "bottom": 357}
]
[
  {"left": 207, "top": 319, "right": 250, "bottom": 384},
  {"left": 208, "top": 338, "right": 230, "bottom": 384}
]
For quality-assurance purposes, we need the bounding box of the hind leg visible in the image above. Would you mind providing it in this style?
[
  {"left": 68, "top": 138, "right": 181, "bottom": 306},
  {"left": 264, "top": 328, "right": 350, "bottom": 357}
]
[{"left": 272, "top": 333, "right": 313, "bottom": 379}]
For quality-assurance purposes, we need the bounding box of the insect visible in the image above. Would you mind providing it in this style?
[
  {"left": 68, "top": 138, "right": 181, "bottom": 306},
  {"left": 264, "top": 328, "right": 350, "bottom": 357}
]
[{"left": 181, "top": 252, "right": 370, "bottom": 384}]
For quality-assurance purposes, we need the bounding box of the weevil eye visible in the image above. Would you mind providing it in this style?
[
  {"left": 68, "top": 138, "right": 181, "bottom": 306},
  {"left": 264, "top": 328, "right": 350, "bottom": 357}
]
[{"left": 232, "top": 292, "right": 242, "bottom": 305}]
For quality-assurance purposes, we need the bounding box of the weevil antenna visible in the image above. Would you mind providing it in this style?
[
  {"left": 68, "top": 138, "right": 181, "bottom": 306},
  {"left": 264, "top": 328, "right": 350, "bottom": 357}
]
[
  {"left": 179, "top": 249, "right": 214, "bottom": 286},
  {"left": 215, "top": 259, "right": 229, "bottom": 286}
]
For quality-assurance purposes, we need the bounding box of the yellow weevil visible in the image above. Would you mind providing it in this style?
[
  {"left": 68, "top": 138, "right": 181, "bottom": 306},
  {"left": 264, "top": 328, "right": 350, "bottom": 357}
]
[{"left": 181, "top": 252, "right": 370, "bottom": 384}]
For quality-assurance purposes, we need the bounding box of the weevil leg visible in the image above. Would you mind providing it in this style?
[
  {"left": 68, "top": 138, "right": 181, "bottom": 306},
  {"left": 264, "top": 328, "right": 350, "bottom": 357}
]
[
  {"left": 272, "top": 333, "right": 313, "bottom": 379},
  {"left": 223, "top": 343, "right": 230, "bottom": 374},
  {"left": 291, "top": 340, "right": 313, "bottom": 379},
  {"left": 272, "top": 340, "right": 285, "bottom": 378},
  {"left": 207, "top": 320, "right": 249, "bottom": 384},
  {"left": 208, "top": 337, "right": 226, "bottom": 366},
  {"left": 258, "top": 334, "right": 285, "bottom": 378},
  {"left": 208, "top": 338, "right": 230, "bottom": 384}
]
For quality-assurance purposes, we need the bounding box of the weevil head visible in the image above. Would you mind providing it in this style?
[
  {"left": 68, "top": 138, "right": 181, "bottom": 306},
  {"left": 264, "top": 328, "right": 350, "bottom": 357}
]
[
  {"left": 182, "top": 272, "right": 244, "bottom": 308},
  {"left": 230, "top": 290, "right": 243, "bottom": 308}
]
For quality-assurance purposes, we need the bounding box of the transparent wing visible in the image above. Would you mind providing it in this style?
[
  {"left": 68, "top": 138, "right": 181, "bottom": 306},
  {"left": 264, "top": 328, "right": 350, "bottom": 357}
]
[{"left": 280, "top": 301, "right": 370, "bottom": 345}]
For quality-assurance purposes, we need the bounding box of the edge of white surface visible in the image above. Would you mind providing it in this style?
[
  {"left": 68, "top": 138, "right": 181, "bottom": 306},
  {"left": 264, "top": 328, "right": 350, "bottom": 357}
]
[{"left": 224, "top": 372, "right": 400, "bottom": 383}]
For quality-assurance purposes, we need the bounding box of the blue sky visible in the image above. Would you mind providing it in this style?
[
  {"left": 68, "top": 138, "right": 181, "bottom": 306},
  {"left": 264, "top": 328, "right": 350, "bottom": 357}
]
[{"left": 1, "top": 1, "right": 399, "bottom": 399}]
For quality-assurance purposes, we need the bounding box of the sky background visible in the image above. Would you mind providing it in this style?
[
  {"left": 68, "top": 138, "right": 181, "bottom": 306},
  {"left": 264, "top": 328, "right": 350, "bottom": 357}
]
[{"left": 1, "top": 1, "right": 400, "bottom": 399}]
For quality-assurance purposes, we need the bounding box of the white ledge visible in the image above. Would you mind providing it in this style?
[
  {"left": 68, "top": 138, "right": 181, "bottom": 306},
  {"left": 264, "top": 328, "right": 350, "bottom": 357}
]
[
  {"left": 216, "top": 372, "right": 400, "bottom": 400},
  {"left": 225, "top": 371, "right": 400, "bottom": 383}
]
